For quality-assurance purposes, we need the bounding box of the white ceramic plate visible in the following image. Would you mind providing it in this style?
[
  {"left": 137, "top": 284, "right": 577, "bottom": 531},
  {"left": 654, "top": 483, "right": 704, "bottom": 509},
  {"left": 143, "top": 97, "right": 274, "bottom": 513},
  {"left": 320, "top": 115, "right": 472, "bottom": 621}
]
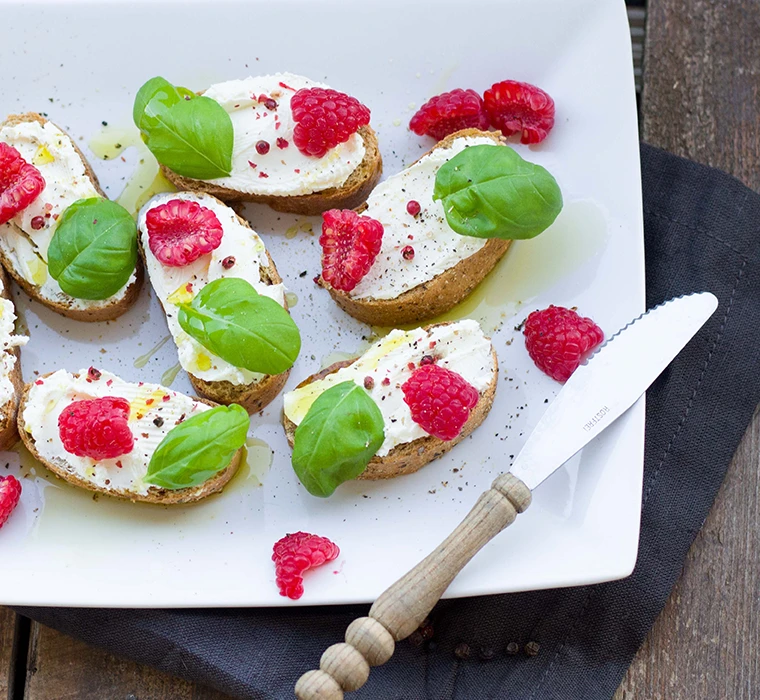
[{"left": 0, "top": 0, "right": 643, "bottom": 607}]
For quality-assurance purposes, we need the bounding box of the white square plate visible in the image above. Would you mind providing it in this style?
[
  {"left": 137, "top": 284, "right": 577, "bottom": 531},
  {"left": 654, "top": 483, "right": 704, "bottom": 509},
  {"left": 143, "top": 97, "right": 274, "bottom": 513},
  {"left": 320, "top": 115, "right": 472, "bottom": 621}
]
[{"left": 0, "top": 0, "right": 643, "bottom": 607}]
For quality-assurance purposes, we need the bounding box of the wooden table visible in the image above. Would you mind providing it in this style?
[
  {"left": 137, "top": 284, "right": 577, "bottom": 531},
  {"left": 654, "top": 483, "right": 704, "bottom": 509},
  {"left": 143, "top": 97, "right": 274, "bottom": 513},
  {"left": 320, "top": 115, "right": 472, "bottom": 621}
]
[{"left": 2, "top": 2, "right": 759, "bottom": 698}]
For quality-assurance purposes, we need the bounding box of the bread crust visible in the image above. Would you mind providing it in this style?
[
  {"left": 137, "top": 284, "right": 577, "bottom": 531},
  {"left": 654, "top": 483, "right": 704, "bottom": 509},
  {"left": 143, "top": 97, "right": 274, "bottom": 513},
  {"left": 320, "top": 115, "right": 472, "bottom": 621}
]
[
  {"left": 0, "top": 266, "right": 22, "bottom": 451},
  {"left": 0, "top": 112, "right": 144, "bottom": 322},
  {"left": 161, "top": 125, "right": 383, "bottom": 216},
  {"left": 321, "top": 128, "right": 511, "bottom": 326},
  {"left": 138, "top": 195, "right": 291, "bottom": 414},
  {"left": 16, "top": 373, "right": 242, "bottom": 504},
  {"left": 282, "top": 324, "right": 498, "bottom": 480}
]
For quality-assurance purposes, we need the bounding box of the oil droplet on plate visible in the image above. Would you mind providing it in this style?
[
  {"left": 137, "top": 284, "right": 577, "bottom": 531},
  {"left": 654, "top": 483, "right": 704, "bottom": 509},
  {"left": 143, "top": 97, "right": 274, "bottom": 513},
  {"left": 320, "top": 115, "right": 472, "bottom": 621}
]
[
  {"left": 161, "top": 362, "right": 182, "bottom": 387},
  {"left": 229, "top": 437, "right": 273, "bottom": 490},
  {"left": 285, "top": 292, "right": 298, "bottom": 308},
  {"left": 284, "top": 219, "right": 314, "bottom": 239},
  {"left": 88, "top": 125, "right": 142, "bottom": 161},
  {"left": 320, "top": 349, "right": 365, "bottom": 370},
  {"left": 133, "top": 335, "right": 172, "bottom": 369}
]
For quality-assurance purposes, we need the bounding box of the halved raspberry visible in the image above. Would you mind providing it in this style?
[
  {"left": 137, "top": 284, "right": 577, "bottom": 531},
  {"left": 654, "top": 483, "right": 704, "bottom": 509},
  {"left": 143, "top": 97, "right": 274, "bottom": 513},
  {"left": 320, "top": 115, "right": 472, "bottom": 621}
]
[
  {"left": 272, "top": 531, "right": 340, "bottom": 600},
  {"left": 319, "top": 209, "right": 383, "bottom": 292},
  {"left": 0, "top": 475, "right": 22, "bottom": 530},
  {"left": 0, "top": 143, "right": 45, "bottom": 225},
  {"left": 409, "top": 89, "right": 489, "bottom": 140},
  {"left": 58, "top": 396, "right": 134, "bottom": 461},
  {"left": 291, "top": 88, "right": 371, "bottom": 158},
  {"left": 146, "top": 199, "right": 223, "bottom": 267},
  {"left": 483, "top": 80, "right": 555, "bottom": 144},
  {"left": 402, "top": 364, "right": 479, "bottom": 441},
  {"left": 523, "top": 305, "right": 604, "bottom": 382}
]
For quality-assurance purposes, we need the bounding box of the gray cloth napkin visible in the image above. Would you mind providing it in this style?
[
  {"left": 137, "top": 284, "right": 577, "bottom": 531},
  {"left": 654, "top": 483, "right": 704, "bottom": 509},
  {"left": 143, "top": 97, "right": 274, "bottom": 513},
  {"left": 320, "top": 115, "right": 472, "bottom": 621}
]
[{"left": 16, "top": 144, "right": 760, "bottom": 699}]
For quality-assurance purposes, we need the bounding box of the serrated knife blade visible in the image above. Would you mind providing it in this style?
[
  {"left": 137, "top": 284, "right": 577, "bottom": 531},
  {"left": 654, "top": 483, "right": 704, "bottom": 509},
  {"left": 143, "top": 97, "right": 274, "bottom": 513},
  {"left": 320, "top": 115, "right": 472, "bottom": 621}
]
[{"left": 510, "top": 292, "right": 719, "bottom": 490}]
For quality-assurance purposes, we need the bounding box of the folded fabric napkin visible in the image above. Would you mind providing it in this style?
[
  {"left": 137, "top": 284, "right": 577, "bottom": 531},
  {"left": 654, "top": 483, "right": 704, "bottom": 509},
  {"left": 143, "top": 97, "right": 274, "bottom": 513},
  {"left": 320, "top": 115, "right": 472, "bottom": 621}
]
[{"left": 16, "top": 144, "right": 760, "bottom": 699}]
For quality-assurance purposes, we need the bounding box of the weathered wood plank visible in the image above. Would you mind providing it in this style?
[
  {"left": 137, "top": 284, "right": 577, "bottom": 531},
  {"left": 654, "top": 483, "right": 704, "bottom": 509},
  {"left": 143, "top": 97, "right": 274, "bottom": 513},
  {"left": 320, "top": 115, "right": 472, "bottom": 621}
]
[
  {"left": 25, "top": 622, "right": 234, "bottom": 700},
  {"left": 0, "top": 607, "right": 18, "bottom": 699},
  {"left": 615, "top": 1, "right": 760, "bottom": 698}
]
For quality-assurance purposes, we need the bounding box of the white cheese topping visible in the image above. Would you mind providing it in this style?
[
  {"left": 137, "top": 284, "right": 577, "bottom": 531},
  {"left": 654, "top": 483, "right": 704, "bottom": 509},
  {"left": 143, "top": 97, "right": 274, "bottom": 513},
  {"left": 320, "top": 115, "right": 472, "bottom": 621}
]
[
  {"left": 350, "top": 136, "right": 498, "bottom": 301},
  {"left": 0, "top": 276, "right": 28, "bottom": 415},
  {"left": 283, "top": 320, "right": 494, "bottom": 456},
  {"left": 0, "top": 119, "right": 137, "bottom": 308},
  {"left": 22, "top": 369, "right": 209, "bottom": 496},
  {"left": 138, "top": 191, "right": 286, "bottom": 385},
  {"left": 204, "top": 73, "right": 366, "bottom": 196}
]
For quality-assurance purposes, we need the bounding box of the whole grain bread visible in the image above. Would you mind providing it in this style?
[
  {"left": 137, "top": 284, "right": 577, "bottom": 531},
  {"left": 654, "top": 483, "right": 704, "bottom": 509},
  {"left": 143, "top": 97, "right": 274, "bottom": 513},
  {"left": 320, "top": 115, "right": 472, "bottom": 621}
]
[
  {"left": 16, "top": 373, "right": 242, "bottom": 505},
  {"left": 320, "top": 128, "right": 511, "bottom": 326},
  {"left": 0, "top": 112, "right": 144, "bottom": 322},
  {"left": 161, "top": 125, "right": 382, "bottom": 216},
  {"left": 282, "top": 326, "right": 499, "bottom": 480},
  {"left": 0, "top": 266, "right": 22, "bottom": 451},
  {"left": 139, "top": 196, "right": 291, "bottom": 414}
]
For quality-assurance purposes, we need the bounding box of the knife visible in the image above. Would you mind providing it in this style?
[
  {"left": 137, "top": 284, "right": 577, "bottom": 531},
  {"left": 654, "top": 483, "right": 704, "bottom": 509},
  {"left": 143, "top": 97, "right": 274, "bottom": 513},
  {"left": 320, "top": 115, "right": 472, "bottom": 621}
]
[{"left": 295, "top": 292, "right": 719, "bottom": 700}]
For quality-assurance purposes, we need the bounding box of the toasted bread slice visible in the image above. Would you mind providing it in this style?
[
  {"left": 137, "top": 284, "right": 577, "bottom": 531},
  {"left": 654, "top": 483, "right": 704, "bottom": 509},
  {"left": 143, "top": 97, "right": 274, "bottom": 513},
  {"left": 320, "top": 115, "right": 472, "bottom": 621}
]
[
  {"left": 0, "top": 266, "right": 25, "bottom": 451},
  {"left": 0, "top": 112, "right": 143, "bottom": 322},
  {"left": 283, "top": 320, "right": 497, "bottom": 481},
  {"left": 157, "top": 74, "right": 382, "bottom": 215},
  {"left": 17, "top": 369, "right": 242, "bottom": 504},
  {"left": 320, "top": 129, "right": 511, "bottom": 326},
  {"left": 137, "top": 191, "right": 292, "bottom": 414}
]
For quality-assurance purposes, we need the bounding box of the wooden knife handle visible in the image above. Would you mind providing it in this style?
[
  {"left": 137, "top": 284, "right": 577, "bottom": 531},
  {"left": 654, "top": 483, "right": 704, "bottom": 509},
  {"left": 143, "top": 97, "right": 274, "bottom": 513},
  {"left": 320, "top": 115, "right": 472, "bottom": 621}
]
[{"left": 294, "top": 473, "right": 532, "bottom": 699}]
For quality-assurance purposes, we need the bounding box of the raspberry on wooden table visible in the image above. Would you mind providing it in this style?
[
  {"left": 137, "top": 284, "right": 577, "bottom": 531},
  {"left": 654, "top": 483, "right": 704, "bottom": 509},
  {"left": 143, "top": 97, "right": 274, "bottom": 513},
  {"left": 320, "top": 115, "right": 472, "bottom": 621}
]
[
  {"left": 319, "top": 209, "right": 383, "bottom": 292},
  {"left": 0, "top": 142, "right": 45, "bottom": 225},
  {"left": 58, "top": 396, "right": 135, "bottom": 461},
  {"left": 146, "top": 199, "right": 224, "bottom": 267},
  {"left": 402, "top": 364, "right": 479, "bottom": 441},
  {"left": 272, "top": 531, "right": 340, "bottom": 600},
  {"left": 523, "top": 305, "right": 604, "bottom": 382},
  {"left": 290, "top": 87, "right": 371, "bottom": 158},
  {"left": 0, "top": 475, "right": 22, "bottom": 530},
  {"left": 483, "top": 80, "right": 555, "bottom": 144},
  {"left": 409, "top": 88, "right": 490, "bottom": 140}
]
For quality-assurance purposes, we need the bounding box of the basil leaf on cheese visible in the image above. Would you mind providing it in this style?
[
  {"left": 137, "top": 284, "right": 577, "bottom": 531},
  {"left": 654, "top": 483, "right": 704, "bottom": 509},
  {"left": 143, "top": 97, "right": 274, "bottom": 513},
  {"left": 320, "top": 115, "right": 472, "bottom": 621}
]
[
  {"left": 292, "top": 381, "right": 385, "bottom": 498},
  {"left": 433, "top": 144, "right": 563, "bottom": 240},
  {"left": 47, "top": 197, "right": 137, "bottom": 300},
  {"left": 178, "top": 278, "right": 300, "bottom": 375},
  {"left": 144, "top": 404, "right": 249, "bottom": 490},
  {"left": 133, "top": 76, "right": 233, "bottom": 179}
]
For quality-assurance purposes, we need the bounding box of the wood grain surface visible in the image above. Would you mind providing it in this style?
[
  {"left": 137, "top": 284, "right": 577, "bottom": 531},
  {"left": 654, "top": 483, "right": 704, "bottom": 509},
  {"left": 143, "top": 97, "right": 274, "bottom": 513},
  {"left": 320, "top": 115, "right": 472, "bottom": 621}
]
[
  {"left": 614, "top": 1, "right": 760, "bottom": 699},
  {"left": 0, "top": 608, "right": 17, "bottom": 699}
]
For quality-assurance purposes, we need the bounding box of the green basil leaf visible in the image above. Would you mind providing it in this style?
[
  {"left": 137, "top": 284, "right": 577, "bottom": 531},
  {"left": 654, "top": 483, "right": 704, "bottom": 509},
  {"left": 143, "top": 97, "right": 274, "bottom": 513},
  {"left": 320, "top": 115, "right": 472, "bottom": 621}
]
[
  {"left": 433, "top": 144, "right": 563, "bottom": 240},
  {"left": 133, "top": 76, "right": 233, "bottom": 179},
  {"left": 144, "top": 404, "right": 249, "bottom": 490},
  {"left": 47, "top": 198, "right": 137, "bottom": 300},
  {"left": 178, "top": 278, "right": 300, "bottom": 375},
  {"left": 292, "top": 381, "right": 385, "bottom": 497}
]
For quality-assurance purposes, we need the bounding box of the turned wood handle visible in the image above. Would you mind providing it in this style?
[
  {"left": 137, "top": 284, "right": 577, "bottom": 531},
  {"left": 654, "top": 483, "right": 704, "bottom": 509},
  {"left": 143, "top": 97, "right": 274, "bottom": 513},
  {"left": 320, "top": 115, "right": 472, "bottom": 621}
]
[{"left": 294, "top": 473, "right": 532, "bottom": 699}]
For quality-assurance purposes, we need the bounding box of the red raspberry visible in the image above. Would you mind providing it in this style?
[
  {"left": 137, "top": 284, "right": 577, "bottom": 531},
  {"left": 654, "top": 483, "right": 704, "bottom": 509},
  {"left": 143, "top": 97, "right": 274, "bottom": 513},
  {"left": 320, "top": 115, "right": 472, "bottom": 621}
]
[
  {"left": 0, "top": 143, "right": 45, "bottom": 225},
  {"left": 290, "top": 88, "right": 371, "bottom": 158},
  {"left": 319, "top": 209, "right": 383, "bottom": 292},
  {"left": 146, "top": 199, "right": 223, "bottom": 267},
  {"left": 0, "top": 475, "right": 22, "bottom": 530},
  {"left": 272, "top": 531, "right": 340, "bottom": 600},
  {"left": 523, "top": 305, "right": 604, "bottom": 382},
  {"left": 58, "top": 396, "right": 135, "bottom": 461},
  {"left": 409, "top": 88, "right": 489, "bottom": 140},
  {"left": 483, "top": 80, "right": 555, "bottom": 145},
  {"left": 402, "top": 364, "right": 479, "bottom": 441}
]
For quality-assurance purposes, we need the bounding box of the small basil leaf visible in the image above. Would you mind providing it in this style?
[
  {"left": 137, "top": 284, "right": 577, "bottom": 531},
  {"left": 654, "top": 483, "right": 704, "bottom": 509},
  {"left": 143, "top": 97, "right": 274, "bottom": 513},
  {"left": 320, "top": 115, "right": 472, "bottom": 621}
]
[
  {"left": 47, "top": 198, "right": 137, "bottom": 300},
  {"left": 178, "top": 278, "right": 300, "bottom": 375},
  {"left": 144, "top": 404, "right": 249, "bottom": 490},
  {"left": 433, "top": 144, "right": 563, "bottom": 240},
  {"left": 132, "top": 76, "right": 183, "bottom": 132},
  {"left": 292, "top": 381, "right": 385, "bottom": 497}
]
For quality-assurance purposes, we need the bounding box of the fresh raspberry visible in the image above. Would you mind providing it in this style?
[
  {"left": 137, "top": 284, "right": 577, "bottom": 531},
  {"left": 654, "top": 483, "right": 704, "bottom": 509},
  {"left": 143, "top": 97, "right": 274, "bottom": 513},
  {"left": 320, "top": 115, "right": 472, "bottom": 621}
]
[
  {"left": 523, "top": 305, "right": 604, "bottom": 382},
  {"left": 146, "top": 199, "right": 223, "bottom": 267},
  {"left": 291, "top": 88, "right": 371, "bottom": 158},
  {"left": 409, "top": 88, "right": 489, "bottom": 140},
  {"left": 272, "top": 531, "right": 340, "bottom": 600},
  {"left": 402, "top": 364, "right": 479, "bottom": 441},
  {"left": 58, "top": 396, "right": 135, "bottom": 460},
  {"left": 319, "top": 209, "right": 383, "bottom": 292},
  {"left": 0, "top": 475, "right": 22, "bottom": 530},
  {"left": 483, "top": 80, "right": 555, "bottom": 144},
  {"left": 0, "top": 143, "right": 45, "bottom": 225}
]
